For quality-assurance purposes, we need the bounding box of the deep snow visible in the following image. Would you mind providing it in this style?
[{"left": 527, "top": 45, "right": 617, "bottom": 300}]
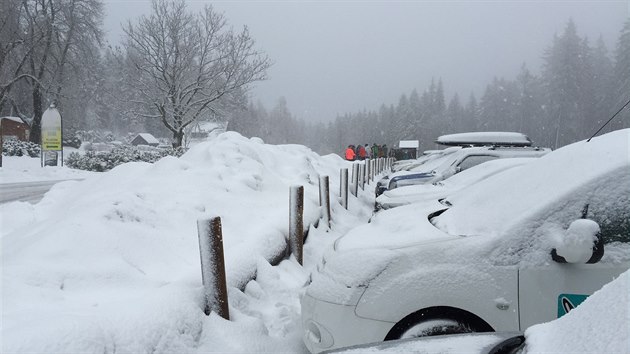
[
  {"left": 1, "top": 133, "right": 377, "bottom": 353},
  {"left": 1, "top": 131, "right": 628, "bottom": 353}
]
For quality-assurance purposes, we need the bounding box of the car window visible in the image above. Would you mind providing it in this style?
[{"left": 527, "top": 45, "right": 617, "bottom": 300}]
[
  {"left": 583, "top": 199, "right": 630, "bottom": 244},
  {"left": 457, "top": 155, "right": 497, "bottom": 171}
]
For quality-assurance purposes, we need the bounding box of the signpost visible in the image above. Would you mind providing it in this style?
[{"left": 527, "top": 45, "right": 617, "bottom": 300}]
[{"left": 40, "top": 105, "right": 63, "bottom": 167}]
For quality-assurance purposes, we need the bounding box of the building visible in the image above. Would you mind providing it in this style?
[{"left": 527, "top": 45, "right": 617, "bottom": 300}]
[
  {"left": 1, "top": 116, "right": 30, "bottom": 141},
  {"left": 131, "top": 133, "right": 160, "bottom": 147},
  {"left": 394, "top": 140, "right": 420, "bottom": 160}
]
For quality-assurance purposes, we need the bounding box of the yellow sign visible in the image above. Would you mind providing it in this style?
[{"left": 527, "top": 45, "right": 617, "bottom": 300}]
[{"left": 41, "top": 107, "right": 62, "bottom": 151}]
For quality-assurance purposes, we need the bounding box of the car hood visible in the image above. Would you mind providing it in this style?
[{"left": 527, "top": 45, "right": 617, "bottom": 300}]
[{"left": 334, "top": 200, "right": 459, "bottom": 252}]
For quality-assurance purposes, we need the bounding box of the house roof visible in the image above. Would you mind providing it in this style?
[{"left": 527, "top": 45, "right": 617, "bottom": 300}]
[
  {"left": 1, "top": 116, "right": 28, "bottom": 125},
  {"left": 136, "top": 133, "right": 159, "bottom": 144},
  {"left": 399, "top": 140, "right": 419, "bottom": 149}
]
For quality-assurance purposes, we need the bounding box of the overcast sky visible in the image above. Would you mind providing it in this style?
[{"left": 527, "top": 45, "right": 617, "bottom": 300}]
[{"left": 103, "top": 0, "right": 629, "bottom": 122}]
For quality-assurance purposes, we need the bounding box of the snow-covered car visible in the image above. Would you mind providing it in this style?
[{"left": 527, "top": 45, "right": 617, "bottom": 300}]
[
  {"left": 375, "top": 157, "right": 535, "bottom": 211},
  {"left": 324, "top": 332, "right": 524, "bottom": 354},
  {"left": 301, "top": 129, "right": 630, "bottom": 353},
  {"left": 376, "top": 145, "right": 549, "bottom": 196},
  {"left": 324, "top": 269, "right": 630, "bottom": 354}
]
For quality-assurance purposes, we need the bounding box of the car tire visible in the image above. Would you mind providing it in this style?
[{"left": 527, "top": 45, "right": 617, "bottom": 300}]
[
  {"left": 384, "top": 307, "right": 493, "bottom": 341},
  {"left": 398, "top": 318, "right": 470, "bottom": 338}
]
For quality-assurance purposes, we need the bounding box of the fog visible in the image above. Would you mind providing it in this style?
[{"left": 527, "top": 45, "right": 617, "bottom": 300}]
[{"left": 104, "top": 0, "right": 628, "bottom": 122}]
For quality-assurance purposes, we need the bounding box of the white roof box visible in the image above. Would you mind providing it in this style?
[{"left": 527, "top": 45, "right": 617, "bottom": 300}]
[{"left": 436, "top": 132, "right": 532, "bottom": 147}]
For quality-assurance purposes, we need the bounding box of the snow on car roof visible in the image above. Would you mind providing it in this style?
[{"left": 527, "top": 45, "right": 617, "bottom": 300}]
[
  {"left": 434, "top": 129, "right": 630, "bottom": 264},
  {"left": 436, "top": 132, "right": 532, "bottom": 147}
]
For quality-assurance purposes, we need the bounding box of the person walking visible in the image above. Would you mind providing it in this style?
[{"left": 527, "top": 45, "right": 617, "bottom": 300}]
[
  {"left": 358, "top": 144, "right": 367, "bottom": 160},
  {"left": 345, "top": 145, "right": 356, "bottom": 161},
  {"left": 381, "top": 144, "right": 388, "bottom": 158},
  {"left": 365, "top": 144, "right": 371, "bottom": 159},
  {"left": 371, "top": 143, "right": 379, "bottom": 159}
]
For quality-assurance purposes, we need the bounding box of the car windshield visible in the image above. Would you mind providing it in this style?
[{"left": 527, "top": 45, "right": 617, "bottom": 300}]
[{"left": 433, "top": 130, "right": 630, "bottom": 241}]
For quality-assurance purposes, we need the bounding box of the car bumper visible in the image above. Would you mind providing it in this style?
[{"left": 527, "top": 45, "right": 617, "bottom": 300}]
[{"left": 301, "top": 293, "right": 394, "bottom": 353}]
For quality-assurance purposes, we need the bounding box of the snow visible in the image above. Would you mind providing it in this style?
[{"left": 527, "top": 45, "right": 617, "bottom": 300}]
[
  {"left": 523, "top": 270, "right": 630, "bottom": 353},
  {"left": 552, "top": 219, "right": 600, "bottom": 263},
  {"left": 436, "top": 131, "right": 532, "bottom": 146},
  {"left": 136, "top": 133, "right": 160, "bottom": 144},
  {"left": 1, "top": 148, "right": 94, "bottom": 183},
  {"left": 1, "top": 116, "right": 26, "bottom": 124},
  {"left": 2, "top": 130, "right": 628, "bottom": 353},
  {"left": 398, "top": 140, "right": 419, "bottom": 149},
  {"left": 434, "top": 129, "right": 630, "bottom": 266},
  {"left": 1, "top": 132, "right": 377, "bottom": 353}
]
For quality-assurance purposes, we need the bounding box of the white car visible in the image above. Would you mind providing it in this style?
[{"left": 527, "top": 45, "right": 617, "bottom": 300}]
[
  {"left": 375, "top": 157, "right": 535, "bottom": 211},
  {"left": 301, "top": 129, "right": 630, "bottom": 353}
]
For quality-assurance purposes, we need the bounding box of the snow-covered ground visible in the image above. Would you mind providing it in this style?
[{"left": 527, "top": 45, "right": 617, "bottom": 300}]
[
  {"left": 2, "top": 131, "right": 628, "bottom": 353},
  {"left": 1, "top": 132, "right": 377, "bottom": 353}
]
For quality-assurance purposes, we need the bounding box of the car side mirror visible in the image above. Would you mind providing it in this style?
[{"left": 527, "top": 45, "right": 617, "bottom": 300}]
[{"left": 551, "top": 219, "right": 604, "bottom": 264}]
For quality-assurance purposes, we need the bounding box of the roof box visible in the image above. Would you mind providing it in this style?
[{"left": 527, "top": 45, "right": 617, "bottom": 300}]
[{"left": 436, "top": 132, "right": 532, "bottom": 147}]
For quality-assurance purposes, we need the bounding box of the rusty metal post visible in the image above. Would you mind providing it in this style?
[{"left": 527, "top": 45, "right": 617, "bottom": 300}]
[
  {"left": 319, "top": 175, "right": 331, "bottom": 228},
  {"left": 197, "top": 217, "right": 230, "bottom": 319},
  {"left": 340, "top": 168, "right": 348, "bottom": 209},
  {"left": 289, "top": 185, "right": 304, "bottom": 265},
  {"left": 351, "top": 163, "right": 359, "bottom": 197},
  {"left": 359, "top": 163, "right": 365, "bottom": 190}
]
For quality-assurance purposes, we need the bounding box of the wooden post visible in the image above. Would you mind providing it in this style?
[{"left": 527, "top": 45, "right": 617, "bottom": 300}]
[
  {"left": 289, "top": 185, "right": 304, "bottom": 265},
  {"left": 197, "top": 217, "right": 230, "bottom": 319},
  {"left": 319, "top": 175, "right": 331, "bottom": 228},
  {"left": 340, "top": 168, "right": 348, "bottom": 209},
  {"left": 352, "top": 163, "right": 359, "bottom": 197},
  {"left": 366, "top": 159, "right": 371, "bottom": 185},
  {"left": 359, "top": 163, "right": 365, "bottom": 190}
]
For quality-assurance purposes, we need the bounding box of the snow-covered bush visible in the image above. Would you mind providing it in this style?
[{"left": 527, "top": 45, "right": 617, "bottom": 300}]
[
  {"left": 66, "top": 145, "right": 185, "bottom": 172},
  {"left": 2, "top": 139, "right": 40, "bottom": 157}
]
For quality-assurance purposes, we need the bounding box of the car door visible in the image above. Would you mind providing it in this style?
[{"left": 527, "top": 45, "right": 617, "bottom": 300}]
[{"left": 518, "top": 185, "right": 630, "bottom": 330}]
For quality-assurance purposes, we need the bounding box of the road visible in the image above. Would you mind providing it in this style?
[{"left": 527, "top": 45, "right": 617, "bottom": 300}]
[{"left": 0, "top": 180, "right": 77, "bottom": 204}]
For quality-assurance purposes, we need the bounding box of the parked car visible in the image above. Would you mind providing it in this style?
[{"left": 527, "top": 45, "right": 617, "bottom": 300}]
[
  {"left": 301, "top": 129, "right": 630, "bottom": 353},
  {"left": 375, "top": 157, "right": 535, "bottom": 211},
  {"left": 324, "top": 332, "right": 524, "bottom": 354},
  {"left": 376, "top": 145, "right": 549, "bottom": 197},
  {"left": 325, "top": 269, "right": 629, "bottom": 353}
]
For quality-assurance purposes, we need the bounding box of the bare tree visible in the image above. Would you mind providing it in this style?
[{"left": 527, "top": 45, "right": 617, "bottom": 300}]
[
  {"left": 122, "top": 0, "right": 270, "bottom": 147},
  {"left": 1, "top": 0, "right": 103, "bottom": 143}
]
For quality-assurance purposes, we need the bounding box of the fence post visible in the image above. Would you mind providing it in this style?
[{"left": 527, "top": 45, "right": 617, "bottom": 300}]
[
  {"left": 289, "top": 185, "right": 304, "bottom": 265},
  {"left": 359, "top": 163, "right": 365, "bottom": 190},
  {"left": 197, "top": 217, "right": 230, "bottom": 319},
  {"left": 366, "top": 159, "right": 371, "bottom": 185},
  {"left": 340, "top": 168, "right": 348, "bottom": 209},
  {"left": 351, "top": 163, "right": 359, "bottom": 197},
  {"left": 319, "top": 175, "right": 331, "bottom": 228}
]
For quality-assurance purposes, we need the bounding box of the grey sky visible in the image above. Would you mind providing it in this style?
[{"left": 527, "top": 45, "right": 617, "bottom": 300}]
[{"left": 103, "top": 1, "right": 629, "bottom": 122}]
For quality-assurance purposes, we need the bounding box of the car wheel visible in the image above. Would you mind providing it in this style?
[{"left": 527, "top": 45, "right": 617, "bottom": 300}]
[
  {"left": 384, "top": 307, "right": 493, "bottom": 341},
  {"left": 398, "top": 318, "right": 471, "bottom": 339}
]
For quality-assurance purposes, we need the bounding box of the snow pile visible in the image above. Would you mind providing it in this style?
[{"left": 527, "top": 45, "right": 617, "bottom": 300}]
[
  {"left": 552, "top": 219, "right": 600, "bottom": 263},
  {"left": 524, "top": 270, "right": 630, "bottom": 353},
  {"left": 1, "top": 132, "right": 375, "bottom": 353}
]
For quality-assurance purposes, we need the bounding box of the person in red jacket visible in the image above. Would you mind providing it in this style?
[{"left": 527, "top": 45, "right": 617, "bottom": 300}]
[
  {"left": 357, "top": 144, "right": 367, "bottom": 160},
  {"left": 345, "top": 145, "right": 356, "bottom": 161}
]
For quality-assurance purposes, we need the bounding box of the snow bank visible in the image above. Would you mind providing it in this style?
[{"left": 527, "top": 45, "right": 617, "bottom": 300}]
[
  {"left": 1, "top": 132, "right": 367, "bottom": 353},
  {"left": 523, "top": 270, "right": 629, "bottom": 353}
]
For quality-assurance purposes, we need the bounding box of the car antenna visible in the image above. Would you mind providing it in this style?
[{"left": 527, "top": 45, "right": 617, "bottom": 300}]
[{"left": 587, "top": 97, "right": 630, "bottom": 142}]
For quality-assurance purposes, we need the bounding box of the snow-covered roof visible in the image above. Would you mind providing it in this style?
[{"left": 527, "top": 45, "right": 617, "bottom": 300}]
[
  {"left": 436, "top": 132, "right": 532, "bottom": 147},
  {"left": 399, "top": 140, "right": 419, "bottom": 149},
  {"left": 1, "top": 116, "right": 27, "bottom": 124},
  {"left": 136, "top": 133, "right": 159, "bottom": 144}
]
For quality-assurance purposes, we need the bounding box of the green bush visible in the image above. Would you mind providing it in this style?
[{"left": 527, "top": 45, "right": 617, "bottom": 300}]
[
  {"left": 2, "top": 140, "right": 40, "bottom": 157},
  {"left": 66, "top": 145, "right": 185, "bottom": 172}
]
